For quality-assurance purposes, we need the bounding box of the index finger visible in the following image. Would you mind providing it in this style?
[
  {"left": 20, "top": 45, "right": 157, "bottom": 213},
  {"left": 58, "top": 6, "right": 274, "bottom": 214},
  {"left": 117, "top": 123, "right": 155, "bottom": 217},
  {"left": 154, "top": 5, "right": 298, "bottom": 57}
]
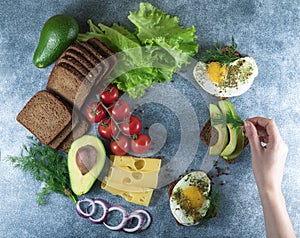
[{"left": 247, "top": 117, "right": 281, "bottom": 143}]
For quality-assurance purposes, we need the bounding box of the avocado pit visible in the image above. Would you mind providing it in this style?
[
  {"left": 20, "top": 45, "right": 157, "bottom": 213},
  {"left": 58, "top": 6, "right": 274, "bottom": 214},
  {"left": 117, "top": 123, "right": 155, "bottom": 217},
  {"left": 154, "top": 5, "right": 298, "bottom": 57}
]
[{"left": 76, "top": 145, "right": 97, "bottom": 175}]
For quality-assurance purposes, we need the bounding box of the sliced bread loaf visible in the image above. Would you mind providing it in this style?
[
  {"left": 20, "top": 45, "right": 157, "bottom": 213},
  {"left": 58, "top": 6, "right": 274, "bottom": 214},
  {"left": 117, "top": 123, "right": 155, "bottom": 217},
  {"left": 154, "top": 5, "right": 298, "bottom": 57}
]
[{"left": 16, "top": 90, "right": 72, "bottom": 145}]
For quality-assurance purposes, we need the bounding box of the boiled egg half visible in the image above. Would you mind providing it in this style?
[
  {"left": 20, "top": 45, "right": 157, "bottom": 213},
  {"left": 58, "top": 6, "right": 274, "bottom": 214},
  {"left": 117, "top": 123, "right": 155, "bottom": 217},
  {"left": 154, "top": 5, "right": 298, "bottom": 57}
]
[
  {"left": 193, "top": 57, "right": 258, "bottom": 97},
  {"left": 169, "top": 171, "right": 211, "bottom": 226}
]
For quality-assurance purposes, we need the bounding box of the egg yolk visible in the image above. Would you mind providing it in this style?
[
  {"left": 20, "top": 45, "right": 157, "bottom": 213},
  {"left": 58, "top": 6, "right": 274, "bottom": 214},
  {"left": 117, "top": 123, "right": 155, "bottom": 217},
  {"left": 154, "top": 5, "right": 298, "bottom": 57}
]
[
  {"left": 206, "top": 62, "right": 227, "bottom": 84},
  {"left": 182, "top": 186, "right": 205, "bottom": 209}
]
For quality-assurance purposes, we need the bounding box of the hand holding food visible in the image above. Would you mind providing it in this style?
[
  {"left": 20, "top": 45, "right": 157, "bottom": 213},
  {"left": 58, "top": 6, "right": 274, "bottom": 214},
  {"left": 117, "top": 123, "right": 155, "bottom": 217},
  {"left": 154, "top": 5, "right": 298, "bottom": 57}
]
[
  {"left": 243, "top": 117, "right": 288, "bottom": 193},
  {"left": 243, "top": 118, "right": 296, "bottom": 238}
]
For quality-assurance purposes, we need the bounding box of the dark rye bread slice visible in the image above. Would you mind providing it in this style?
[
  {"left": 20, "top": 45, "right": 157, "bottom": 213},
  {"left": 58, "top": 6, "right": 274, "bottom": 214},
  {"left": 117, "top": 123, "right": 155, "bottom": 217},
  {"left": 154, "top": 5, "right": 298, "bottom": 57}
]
[
  {"left": 58, "top": 57, "right": 91, "bottom": 79},
  {"left": 58, "top": 116, "right": 90, "bottom": 153},
  {"left": 62, "top": 50, "right": 95, "bottom": 74},
  {"left": 48, "top": 110, "right": 79, "bottom": 149},
  {"left": 16, "top": 90, "right": 72, "bottom": 145},
  {"left": 77, "top": 41, "right": 110, "bottom": 84},
  {"left": 87, "top": 38, "right": 118, "bottom": 81},
  {"left": 46, "top": 64, "right": 93, "bottom": 109},
  {"left": 61, "top": 48, "right": 99, "bottom": 83},
  {"left": 68, "top": 44, "right": 100, "bottom": 70}
]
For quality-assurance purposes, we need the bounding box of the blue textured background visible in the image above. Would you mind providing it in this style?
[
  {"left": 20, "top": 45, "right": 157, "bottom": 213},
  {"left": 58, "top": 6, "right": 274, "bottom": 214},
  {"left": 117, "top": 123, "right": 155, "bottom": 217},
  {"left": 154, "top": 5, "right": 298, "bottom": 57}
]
[{"left": 0, "top": 0, "right": 299, "bottom": 237}]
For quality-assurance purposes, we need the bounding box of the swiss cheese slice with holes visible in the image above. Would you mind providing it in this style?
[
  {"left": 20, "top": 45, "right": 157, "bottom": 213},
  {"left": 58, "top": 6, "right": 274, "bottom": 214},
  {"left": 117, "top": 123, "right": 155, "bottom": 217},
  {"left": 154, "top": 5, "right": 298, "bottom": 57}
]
[
  {"left": 110, "top": 155, "right": 161, "bottom": 172},
  {"left": 101, "top": 179, "right": 153, "bottom": 206},
  {"left": 106, "top": 166, "right": 159, "bottom": 189}
]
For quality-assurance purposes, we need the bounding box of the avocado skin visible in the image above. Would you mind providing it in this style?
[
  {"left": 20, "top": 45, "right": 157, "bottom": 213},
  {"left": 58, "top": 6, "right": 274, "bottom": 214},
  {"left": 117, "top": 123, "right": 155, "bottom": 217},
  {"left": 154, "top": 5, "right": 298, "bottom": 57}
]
[{"left": 33, "top": 14, "right": 79, "bottom": 68}]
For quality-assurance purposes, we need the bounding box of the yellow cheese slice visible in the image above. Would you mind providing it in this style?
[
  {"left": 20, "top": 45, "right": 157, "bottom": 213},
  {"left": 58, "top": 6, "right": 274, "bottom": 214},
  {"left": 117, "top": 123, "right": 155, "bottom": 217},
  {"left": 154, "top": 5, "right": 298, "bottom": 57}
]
[
  {"left": 110, "top": 155, "right": 161, "bottom": 172},
  {"left": 107, "top": 166, "right": 159, "bottom": 189},
  {"left": 102, "top": 177, "right": 153, "bottom": 193},
  {"left": 101, "top": 181, "right": 153, "bottom": 206}
]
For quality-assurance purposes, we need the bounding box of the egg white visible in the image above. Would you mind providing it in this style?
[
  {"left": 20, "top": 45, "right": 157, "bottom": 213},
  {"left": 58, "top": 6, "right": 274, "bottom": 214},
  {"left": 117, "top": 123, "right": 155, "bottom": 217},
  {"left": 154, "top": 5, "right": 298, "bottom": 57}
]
[
  {"left": 169, "top": 171, "right": 211, "bottom": 226},
  {"left": 193, "top": 57, "right": 258, "bottom": 97}
]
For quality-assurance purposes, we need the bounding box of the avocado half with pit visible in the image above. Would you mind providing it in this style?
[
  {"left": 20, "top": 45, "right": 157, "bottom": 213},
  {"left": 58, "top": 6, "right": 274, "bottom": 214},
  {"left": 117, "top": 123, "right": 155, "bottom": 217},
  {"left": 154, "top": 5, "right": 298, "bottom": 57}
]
[{"left": 68, "top": 134, "right": 106, "bottom": 196}]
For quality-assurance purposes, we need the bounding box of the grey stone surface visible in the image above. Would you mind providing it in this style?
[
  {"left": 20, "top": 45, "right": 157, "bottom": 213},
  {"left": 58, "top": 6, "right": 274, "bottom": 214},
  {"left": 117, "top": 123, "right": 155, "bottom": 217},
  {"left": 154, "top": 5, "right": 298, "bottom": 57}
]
[{"left": 0, "top": 0, "right": 299, "bottom": 237}]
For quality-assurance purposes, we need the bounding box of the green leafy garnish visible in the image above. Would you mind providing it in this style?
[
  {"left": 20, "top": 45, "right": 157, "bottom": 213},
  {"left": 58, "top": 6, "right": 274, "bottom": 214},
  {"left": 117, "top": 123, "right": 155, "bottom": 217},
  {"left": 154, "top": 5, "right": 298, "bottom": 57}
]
[
  {"left": 211, "top": 111, "right": 244, "bottom": 128},
  {"left": 201, "top": 189, "right": 220, "bottom": 223},
  {"left": 78, "top": 2, "right": 198, "bottom": 98},
  {"left": 199, "top": 36, "right": 240, "bottom": 65},
  {"left": 226, "top": 113, "right": 244, "bottom": 127},
  {"left": 6, "top": 136, "right": 77, "bottom": 205}
]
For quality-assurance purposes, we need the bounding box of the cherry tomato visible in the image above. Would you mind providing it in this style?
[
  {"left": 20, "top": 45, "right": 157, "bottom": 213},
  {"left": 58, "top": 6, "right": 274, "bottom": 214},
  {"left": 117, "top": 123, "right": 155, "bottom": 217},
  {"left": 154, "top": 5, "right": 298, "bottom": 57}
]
[
  {"left": 110, "top": 135, "right": 130, "bottom": 156},
  {"left": 120, "top": 116, "right": 142, "bottom": 136},
  {"left": 85, "top": 102, "right": 107, "bottom": 123},
  {"left": 98, "top": 84, "right": 119, "bottom": 105},
  {"left": 98, "top": 118, "right": 118, "bottom": 139},
  {"left": 131, "top": 134, "right": 151, "bottom": 154},
  {"left": 109, "top": 100, "right": 130, "bottom": 121}
]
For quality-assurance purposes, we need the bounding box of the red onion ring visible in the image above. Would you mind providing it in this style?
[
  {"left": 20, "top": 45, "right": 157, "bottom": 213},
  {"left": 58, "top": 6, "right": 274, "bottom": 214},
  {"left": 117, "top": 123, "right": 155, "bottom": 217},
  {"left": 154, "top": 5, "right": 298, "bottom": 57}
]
[
  {"left": 75, "top": 198, "right": 152, "bottom": 233},
  {"left": 76, "top": 198, "right": 96, "bottom": 218},
  {"left": 123, "top": 212, "right": 144, "bottom": 233},
  {"left": 88, "top": 199, "right": 109, "bottom": 224},
  {"left": 132, "top": 209, "right": 152, "bottom": 231},
  {"left": 103, "top": 206, "right": 128, "bottom": 231}
]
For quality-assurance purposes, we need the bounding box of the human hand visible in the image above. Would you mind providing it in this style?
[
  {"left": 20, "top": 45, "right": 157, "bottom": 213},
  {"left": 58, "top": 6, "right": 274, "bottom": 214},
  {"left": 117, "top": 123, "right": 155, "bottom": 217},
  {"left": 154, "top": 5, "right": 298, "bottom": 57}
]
[{"left": 243, "top": 117, "right": 288, "bottom": 195}]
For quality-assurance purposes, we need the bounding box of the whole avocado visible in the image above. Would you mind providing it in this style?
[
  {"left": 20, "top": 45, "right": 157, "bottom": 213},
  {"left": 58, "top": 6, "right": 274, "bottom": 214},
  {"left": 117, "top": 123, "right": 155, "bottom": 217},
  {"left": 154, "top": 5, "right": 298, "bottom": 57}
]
[{"left": 33, "top": 14, "right": 79, "bottom": 68}]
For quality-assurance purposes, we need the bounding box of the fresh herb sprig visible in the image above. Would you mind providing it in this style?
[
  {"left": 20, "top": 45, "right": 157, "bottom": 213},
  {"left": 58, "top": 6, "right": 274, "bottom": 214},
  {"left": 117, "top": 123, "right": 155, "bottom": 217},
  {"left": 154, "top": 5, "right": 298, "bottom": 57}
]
[
  {"left": 6, "top": 136, "right": 77, "bottom": 205},
  {"left": 199, "top": 36, "right": 240, "bottom": 65},
  {"left": 211, "top": 110, "right": 244, "bottom": 128},
  {"left": 201, "top": 189, "right": 220, "bottom": 223}
]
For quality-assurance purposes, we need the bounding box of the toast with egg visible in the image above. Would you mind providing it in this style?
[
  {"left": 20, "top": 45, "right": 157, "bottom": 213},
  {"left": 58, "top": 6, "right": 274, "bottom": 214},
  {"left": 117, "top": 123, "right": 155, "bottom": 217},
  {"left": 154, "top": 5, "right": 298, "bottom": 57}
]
[{"left": 194, "top": 39, "right": 258, "bottom": 98}]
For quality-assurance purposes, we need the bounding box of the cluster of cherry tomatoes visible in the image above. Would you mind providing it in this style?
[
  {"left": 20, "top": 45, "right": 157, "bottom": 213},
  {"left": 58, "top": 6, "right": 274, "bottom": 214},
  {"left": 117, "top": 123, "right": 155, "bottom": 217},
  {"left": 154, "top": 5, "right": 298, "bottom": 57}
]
[{"left": 85, "top": 84, "right": 151, "bottom": 156}]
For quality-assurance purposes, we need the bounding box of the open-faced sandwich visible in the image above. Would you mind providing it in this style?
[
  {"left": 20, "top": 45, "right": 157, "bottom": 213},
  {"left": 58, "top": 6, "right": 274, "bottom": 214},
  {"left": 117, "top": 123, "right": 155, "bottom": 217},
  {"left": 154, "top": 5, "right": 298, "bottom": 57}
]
[
  {"left": 200, "top": 100, "right": 248, "bottom": 163},
  {"left": 168, "top": 171, "right": 218, "bottom": 226},
  {"left": 193, "top": 37, "right": 258, "bottom": 98}
]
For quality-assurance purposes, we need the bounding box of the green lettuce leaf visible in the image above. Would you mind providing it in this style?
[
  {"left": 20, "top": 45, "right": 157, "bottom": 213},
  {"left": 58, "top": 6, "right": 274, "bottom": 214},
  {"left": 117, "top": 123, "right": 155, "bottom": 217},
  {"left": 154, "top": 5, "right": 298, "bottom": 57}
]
[
  {"left": 128, "top": 2, "right": 198, "bottom": 65},
  {"left": 77, "top": 2, "right": 198, "bottom": 98}
]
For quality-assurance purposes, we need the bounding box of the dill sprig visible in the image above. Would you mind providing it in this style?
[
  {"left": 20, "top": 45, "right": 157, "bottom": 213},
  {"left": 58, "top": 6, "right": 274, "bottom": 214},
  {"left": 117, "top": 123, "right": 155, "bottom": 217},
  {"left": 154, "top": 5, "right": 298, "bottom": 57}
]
[
  {"left": 6, "top": 136, "right": 77, "bottom": 205},
  {"left": 199, "top": 36, "right": 240, "bottom": 65}
]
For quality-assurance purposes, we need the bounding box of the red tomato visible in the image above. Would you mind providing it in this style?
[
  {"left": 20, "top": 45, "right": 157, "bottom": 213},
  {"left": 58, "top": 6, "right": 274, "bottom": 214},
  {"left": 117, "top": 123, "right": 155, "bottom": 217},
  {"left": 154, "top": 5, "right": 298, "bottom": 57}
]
[
  {"left": 85, "top": 102, "right": 107, "bottom": 123},
  {"left": 109, "top": 100, "right": 130, "bottom": 121},
  {"left": 99, "top": 84, "right": 119, "bottom": 105},
  {"left": 131, "top": 134, "right": 151, "bottom": 154},
  {"left": 110, "top": 135, "right": 130, "bottom": 156},
  {"left": 120, "top": 116, "right": 142, "bottom": 136},
  {"left": 98, "top": 118, "right": 118, "bottom": 139}
]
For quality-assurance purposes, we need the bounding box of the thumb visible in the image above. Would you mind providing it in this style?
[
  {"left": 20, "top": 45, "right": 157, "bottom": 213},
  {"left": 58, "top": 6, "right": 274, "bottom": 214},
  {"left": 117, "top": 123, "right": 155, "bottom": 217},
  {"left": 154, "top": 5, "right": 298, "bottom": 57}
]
[{"left": 244, "top": 120, "right": 262, "bottom": 155}]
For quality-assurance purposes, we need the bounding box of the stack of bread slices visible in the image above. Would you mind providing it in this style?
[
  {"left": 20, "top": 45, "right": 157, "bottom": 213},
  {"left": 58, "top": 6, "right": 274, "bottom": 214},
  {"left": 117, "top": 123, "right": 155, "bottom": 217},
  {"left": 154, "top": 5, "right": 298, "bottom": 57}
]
[{"left": 17, "top": 38, "right": 118, "bottom": 152}]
